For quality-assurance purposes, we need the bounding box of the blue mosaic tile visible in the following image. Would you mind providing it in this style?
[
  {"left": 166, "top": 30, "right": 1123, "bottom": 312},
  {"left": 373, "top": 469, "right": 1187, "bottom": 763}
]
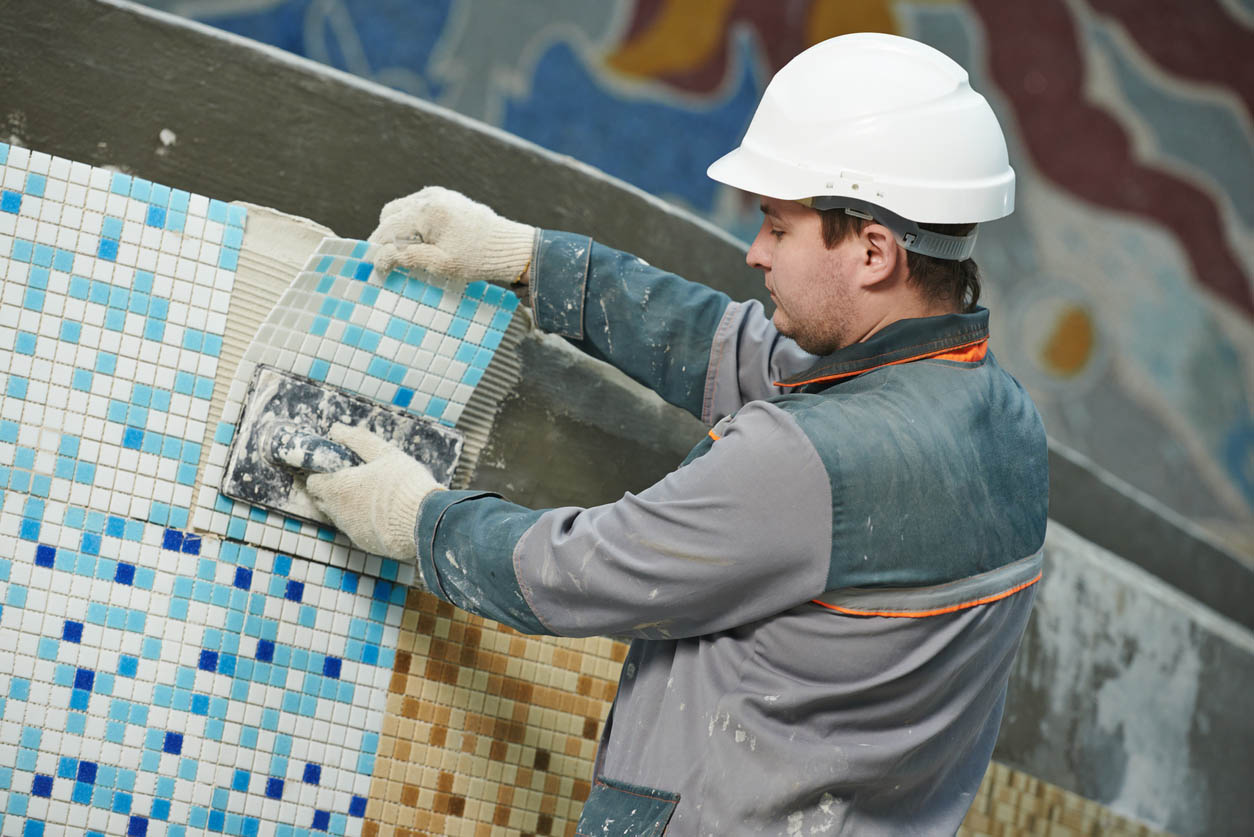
[{"left": 0, "top": 145, "right": 236, "bottom": 536}]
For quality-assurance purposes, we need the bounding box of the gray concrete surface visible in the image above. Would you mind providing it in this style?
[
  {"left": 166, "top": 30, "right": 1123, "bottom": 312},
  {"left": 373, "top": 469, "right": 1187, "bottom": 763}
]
[
  {"left": 2, "top": 1, "right": 1252, "bottom": 832},
  {"left": 1047, "top": 442, "right": 1253, "bottom": 632},
  {"left": 999, "top": 522, "right": 1254, "bottom": 834}
]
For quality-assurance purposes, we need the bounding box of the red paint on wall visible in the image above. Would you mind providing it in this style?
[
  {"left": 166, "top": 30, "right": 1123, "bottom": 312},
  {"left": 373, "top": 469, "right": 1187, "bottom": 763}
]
[
  {"left": 969, "top": 0, "right": 1252, "bottom": 314},
  {"left": 1087, "top": 0, "right": 1253, "bottom": 116}
]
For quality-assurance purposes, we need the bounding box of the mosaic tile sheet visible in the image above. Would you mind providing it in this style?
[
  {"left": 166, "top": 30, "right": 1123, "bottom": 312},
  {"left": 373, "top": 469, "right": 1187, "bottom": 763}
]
[
  {"left": 0, "top": 144, "right": 404, "bottom": 837},
  {"left": 366, "top": 592, "right": 623, "bottom": 837},
  {"left": 0, "top": 502, "right": 402, "bottom": 837},
  {"left": 192, "top": 237, "right": 521, "bottom": 581},
  {"left": 0, "top": 141, "right": 238, "bottom": 534}
]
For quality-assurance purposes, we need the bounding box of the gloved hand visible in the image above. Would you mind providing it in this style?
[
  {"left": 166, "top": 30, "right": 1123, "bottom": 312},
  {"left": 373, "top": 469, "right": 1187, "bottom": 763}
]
[
  {"left": 304, "top": 423, "right": 443, "bottom": 562},
  {"left": 368, "top": 186, "right": 536, "bottom": 283}
]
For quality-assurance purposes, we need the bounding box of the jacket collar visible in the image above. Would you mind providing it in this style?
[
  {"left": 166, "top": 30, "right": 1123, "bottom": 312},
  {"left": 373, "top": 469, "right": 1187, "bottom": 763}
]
[{"left": 776, "top": 307, "right": 990, "bottom": 389}]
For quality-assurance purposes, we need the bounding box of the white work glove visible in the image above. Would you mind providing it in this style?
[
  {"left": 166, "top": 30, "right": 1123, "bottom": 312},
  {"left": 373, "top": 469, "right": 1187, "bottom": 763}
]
[
  {"left": 368, "top": 186, "right": 536, "bottom": 283},
  {"left": 304, "top": 423, "right": 443, "bottom": 563}
]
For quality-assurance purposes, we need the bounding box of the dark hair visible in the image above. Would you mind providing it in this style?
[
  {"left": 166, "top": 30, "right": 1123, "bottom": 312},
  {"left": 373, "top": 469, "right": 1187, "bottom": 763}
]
[{"left": 818, "top": 208, "right": 981, "bottom": 312}]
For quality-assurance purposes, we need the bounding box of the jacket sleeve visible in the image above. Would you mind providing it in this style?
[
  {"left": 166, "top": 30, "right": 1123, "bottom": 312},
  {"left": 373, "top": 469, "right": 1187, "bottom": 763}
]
[
  {"left": 414, "top": 401, "right": 834, "bottom": 638},
  {"left": 527, "top": 231, "right": 818, "bottom": 424}
]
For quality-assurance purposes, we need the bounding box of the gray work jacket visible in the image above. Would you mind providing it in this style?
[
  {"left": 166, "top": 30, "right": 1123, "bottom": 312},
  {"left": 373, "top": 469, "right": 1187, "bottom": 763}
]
[{"left": 414, "top": 232, "right": 1049, "bottom": 835}]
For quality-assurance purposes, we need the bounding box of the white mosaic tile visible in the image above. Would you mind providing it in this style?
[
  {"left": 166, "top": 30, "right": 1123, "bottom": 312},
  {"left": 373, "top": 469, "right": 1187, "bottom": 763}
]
[{"left": 0, "top": 142, "right": 238, "bottom": 535}]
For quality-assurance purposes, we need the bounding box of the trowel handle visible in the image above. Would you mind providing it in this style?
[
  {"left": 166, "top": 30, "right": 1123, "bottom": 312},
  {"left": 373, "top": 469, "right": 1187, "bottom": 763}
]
[{"left": 258, "top": 421, "right": 364, "bottom": 474}]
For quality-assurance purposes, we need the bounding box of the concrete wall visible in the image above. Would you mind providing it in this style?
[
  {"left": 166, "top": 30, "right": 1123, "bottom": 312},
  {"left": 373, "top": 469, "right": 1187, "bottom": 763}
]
[
  {"left": 1, "top": 1, "right": 1252, "bottom": 834},
  {"left": 1001, "top": 521, "right": 1254, "bottom": 834}
]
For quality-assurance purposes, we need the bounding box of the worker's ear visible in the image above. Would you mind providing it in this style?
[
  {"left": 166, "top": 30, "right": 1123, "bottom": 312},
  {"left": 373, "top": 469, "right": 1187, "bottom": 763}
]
[{"left": 856, "top": 223, "right": 902, "bottom": 289}]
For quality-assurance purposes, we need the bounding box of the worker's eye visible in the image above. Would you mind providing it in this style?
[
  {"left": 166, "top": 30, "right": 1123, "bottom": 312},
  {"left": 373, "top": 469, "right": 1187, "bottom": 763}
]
[{"left": 770, "top": 228, "right": 784, "bottom": 239}]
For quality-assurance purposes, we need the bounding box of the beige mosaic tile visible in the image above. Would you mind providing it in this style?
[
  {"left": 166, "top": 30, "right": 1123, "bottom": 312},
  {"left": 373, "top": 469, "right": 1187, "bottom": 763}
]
[
  {"left": 364, "top": 589, "right": 622, "bottom": 836},
  {"left": 959, "top": 762, "right": 1170, "bottom": 837}
]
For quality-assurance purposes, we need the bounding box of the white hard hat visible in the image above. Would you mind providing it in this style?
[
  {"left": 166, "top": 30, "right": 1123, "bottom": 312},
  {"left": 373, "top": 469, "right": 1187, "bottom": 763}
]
[{"left": 707, "top": 33, "right": 1014, "bottom": 259}]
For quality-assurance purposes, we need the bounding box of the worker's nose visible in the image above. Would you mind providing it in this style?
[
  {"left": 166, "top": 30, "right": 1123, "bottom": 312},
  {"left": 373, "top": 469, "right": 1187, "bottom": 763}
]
[{"left": 746, "top": 219, "right": 771, "bottom": 271}]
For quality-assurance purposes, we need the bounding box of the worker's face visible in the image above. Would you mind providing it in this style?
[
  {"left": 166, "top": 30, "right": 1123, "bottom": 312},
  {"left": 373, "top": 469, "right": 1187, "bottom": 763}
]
[{"left": 746, "top": 198, "right": 858, "bottom": 355}]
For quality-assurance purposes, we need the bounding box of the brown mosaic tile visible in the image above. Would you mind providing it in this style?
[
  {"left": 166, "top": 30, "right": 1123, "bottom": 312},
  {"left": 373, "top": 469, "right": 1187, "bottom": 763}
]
[
  {"left": 957, "top": 762, "right": 1171, "bottom": 837},
  {"left": 364, "top": 590, "right": 620, "bottom": 835}
]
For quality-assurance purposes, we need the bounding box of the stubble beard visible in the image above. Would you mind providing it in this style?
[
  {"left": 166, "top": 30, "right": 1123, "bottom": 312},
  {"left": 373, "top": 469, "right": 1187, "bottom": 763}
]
[
  {"left": 793, "top": 324, "right": 846, "bottom": 356},
  {"left": 774, "top": 284, "right": 856, "bottom": 357}
]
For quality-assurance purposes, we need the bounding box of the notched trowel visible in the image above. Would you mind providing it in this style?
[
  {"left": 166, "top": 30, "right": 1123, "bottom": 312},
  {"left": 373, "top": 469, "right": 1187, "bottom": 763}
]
[{"left": 221, "top": 365, "right": 463, "bottom": 525}]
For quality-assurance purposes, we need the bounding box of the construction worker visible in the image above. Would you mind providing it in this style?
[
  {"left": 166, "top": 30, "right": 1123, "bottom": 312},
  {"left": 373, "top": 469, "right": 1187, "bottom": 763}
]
[{"left": 306, "top": 33, "right": 1048, "bottom": 835}]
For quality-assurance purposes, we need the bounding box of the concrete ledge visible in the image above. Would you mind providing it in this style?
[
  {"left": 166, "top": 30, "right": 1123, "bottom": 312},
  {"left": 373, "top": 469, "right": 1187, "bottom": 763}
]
[
  {"left": 998, "top": 521, "right": 1254, "bottom": 835},
  {"left": 1048, "top": 441, "right": 1253, "bottom": 631}
]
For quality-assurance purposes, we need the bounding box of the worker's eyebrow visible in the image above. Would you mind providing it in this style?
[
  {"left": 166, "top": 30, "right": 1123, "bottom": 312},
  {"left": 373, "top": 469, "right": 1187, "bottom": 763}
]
[{"left": 759, "top": 202, "right": 780, "bottom": 218}]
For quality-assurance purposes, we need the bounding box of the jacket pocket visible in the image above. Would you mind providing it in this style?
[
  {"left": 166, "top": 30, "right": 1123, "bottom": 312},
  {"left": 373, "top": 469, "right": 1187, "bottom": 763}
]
[{"left": 575, "top": 775, "right": 679, "bottom": 836}]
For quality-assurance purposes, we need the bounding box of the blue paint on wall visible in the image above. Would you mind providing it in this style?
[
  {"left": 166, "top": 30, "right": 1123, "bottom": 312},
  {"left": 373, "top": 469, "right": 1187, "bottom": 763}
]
[
  {"left": 149, "top": 0, "right": 756, "bottom": 215},
  {"left": 1224, "top": 419, "right": 1254, "bottom": 505},
  {"left": 193, "top": 0, "right": 454, "bottom": 98},
  {"left": 503, "top": 38, "right": 760, "bottom": 214}
]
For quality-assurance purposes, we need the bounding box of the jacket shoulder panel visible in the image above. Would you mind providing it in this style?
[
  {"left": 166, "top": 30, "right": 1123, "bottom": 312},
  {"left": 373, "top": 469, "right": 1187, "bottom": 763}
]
[{"left": 768, "top": 356, "right": 1048, "bottom": 589}]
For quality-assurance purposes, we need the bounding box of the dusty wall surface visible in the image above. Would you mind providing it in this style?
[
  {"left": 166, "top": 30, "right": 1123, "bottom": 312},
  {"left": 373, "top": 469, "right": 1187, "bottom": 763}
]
[
  {"left": 1, "top": 2, "right": 1252, "bottom": 835},
  {"left": 130, "top": 0, "right": 1254, "bottom": 559},
  {"left": 999, "top": 522, "right": 1254, "bottom": 835}
]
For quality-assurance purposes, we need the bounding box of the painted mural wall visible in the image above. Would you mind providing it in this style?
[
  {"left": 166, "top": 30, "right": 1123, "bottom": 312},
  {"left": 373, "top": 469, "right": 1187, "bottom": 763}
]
[{"left": 138, "top": 0, "right": 1254, "bottom": 551}]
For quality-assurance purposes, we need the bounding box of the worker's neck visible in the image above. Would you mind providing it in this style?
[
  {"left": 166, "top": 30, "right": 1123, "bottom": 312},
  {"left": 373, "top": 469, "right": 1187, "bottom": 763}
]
[{"left": 851, "top": 293, "right": 962, "bottom": 346}]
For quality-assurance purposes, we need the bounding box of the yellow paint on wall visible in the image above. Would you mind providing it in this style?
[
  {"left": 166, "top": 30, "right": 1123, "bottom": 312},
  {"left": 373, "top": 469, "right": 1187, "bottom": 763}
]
[
  {"left": 1041, "top": 305, "right": 1096, "bottom": 377},
  {"left": 606, "top": 0, "right": 737, "bottom": 79},
  {"left": 805, "top": 0, "right": 900, "bottom": 45}
]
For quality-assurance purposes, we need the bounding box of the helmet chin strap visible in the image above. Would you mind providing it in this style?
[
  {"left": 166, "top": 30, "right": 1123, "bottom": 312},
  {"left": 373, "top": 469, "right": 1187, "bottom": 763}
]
[{"left": 801, "top": 196, "right": 978, "bottom": 261}]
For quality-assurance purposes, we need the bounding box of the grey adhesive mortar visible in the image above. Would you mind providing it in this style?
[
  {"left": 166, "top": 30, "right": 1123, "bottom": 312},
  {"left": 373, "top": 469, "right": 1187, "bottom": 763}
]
[{"left": 195, "top": 203, "right": 337, "bottom": 491}]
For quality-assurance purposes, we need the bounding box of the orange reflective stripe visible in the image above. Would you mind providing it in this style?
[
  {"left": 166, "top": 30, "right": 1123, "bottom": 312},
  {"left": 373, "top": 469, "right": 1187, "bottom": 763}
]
[
  {"left": 776, "top": 338, "right": 989, "bottom": 388},
  {"left": 708, "top": 429, "right": 722, "bottom": 441},
  {"left": 810, "top": 570, "right": 1042, "bottom": 618},
  {"left": 938, "top": 340, "right": 989, "bottom": 364}
]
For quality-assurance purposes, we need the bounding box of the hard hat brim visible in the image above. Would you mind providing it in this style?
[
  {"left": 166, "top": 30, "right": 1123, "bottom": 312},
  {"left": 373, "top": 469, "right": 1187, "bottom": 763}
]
[{"left": 707, "top": 144, "right": 1015, "bottom": 224}]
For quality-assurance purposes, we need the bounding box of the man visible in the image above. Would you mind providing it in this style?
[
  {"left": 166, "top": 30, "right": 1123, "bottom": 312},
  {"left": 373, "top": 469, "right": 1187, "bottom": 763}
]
[{"left": 306, "top": 33, "right": 1048, "bottom": 835}]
